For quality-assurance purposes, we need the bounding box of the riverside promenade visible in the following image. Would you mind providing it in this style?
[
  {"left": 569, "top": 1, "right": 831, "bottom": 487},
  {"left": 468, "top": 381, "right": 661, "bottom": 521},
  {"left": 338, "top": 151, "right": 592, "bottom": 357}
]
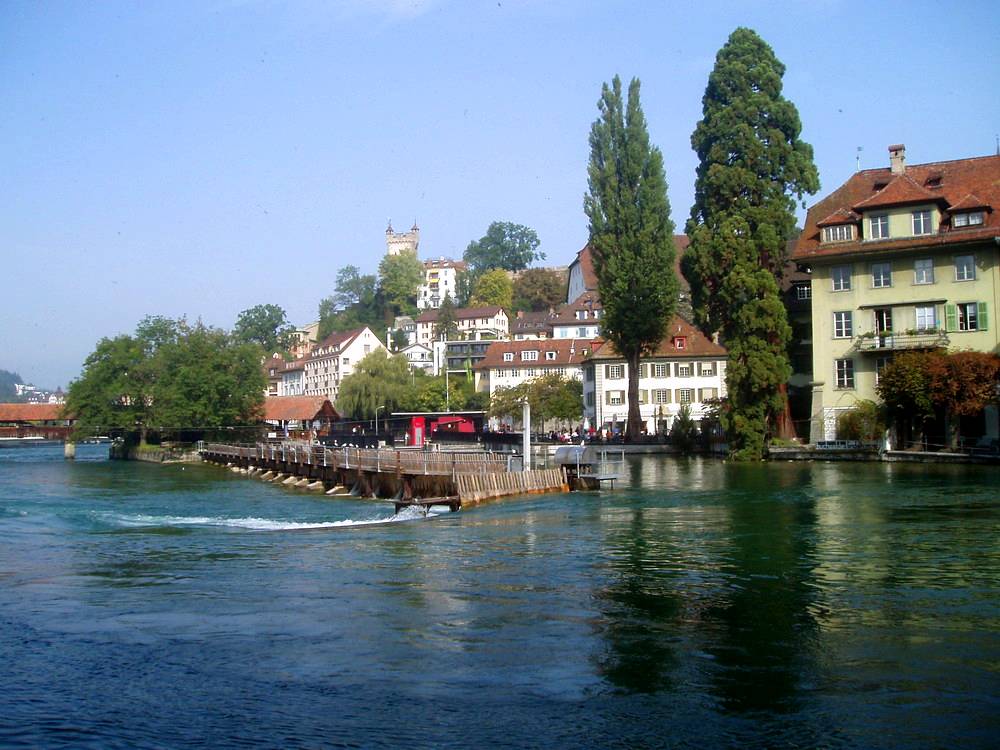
[{"left": 199, "top": 442, "right": 568, "bottom": 511}]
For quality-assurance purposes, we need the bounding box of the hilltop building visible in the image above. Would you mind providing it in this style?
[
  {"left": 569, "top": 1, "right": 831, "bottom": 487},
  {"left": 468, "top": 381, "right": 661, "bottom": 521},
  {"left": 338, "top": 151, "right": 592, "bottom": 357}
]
[
  {"left": 385, "top": 221, "right": 419, "bottom": 256},
  {"left": 418, "top": 258, "right": 466, "bottom": 310}
]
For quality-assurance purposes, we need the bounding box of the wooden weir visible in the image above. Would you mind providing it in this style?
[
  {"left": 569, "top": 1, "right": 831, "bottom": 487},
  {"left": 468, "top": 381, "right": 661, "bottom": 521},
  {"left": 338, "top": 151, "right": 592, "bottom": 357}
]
[{"left": 198, "top": 442, "right": 569, "bottom": 511}]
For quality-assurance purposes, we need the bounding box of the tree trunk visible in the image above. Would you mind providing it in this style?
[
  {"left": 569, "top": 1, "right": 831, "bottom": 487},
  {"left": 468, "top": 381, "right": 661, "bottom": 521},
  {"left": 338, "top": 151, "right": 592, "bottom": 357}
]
[
  {"left": 775, "top": 382, "right": 795, "bottom": 440},
  {"left": 626, "top": 351, "right": 642, "bottom": 442}
]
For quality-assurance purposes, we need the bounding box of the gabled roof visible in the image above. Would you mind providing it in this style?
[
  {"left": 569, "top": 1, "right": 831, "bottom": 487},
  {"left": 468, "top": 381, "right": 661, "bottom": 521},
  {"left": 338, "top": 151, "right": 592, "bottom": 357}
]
[
  {"left": 423, "top": 258, "right": 466, "bottom": 270},
  {"left": 0, "top": 403, "right": 69, "bottom": 422},
  {"left": 473, "top": 338, "right": 595, "bottom": 370},
  {"left": 948, "top": 193, "right": 992, "bottom": 213},
  {"left": 795, "top": 152, "right": 1000, "bottom": 260},
  {"left": 816, "top": 207, "right": 861, "bottom": 227},
  {"left": 569, "top": 235, "right": 692, "bottom": 299},
  {"left": 311, "top": 327, "right": 367, "bottom": 355},
  {"left": 584, "top": 316, "right": 726, "bottom": 361},
  {"left": 415, "top": 306, "right": 505, "bottom": 323},
  {"left": 550, "top": 293, "right": 603, "bottom": 326},
  {"left": 263, "top": 396, "right": 339, "bottom": 422},
  {"left": 852, "top": 173, "right": 946, "bottom": 211}
]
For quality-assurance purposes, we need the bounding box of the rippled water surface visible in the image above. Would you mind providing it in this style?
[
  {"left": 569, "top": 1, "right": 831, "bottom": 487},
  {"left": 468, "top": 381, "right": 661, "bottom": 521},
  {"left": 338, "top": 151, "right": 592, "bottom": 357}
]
[{"left": 1, "top": 444, "right": 997, "bottom": 748}]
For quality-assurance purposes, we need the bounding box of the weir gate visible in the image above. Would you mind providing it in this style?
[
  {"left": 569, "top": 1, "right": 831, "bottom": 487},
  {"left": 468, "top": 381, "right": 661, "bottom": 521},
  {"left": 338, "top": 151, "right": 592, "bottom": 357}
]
[{"left": 199, "top": 442, "right": 569, "bottom": 511}]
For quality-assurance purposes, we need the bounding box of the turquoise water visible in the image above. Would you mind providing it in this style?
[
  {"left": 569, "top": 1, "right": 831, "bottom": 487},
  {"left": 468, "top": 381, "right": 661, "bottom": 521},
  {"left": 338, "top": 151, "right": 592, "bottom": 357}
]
[{"left": 1, "top": 444, "right": 997, "bottom": 748}]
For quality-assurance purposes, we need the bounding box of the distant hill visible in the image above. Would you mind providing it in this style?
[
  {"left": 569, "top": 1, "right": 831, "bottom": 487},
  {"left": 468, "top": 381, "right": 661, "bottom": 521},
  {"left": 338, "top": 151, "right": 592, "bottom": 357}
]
[{"left": 0, "top": 369, "right": 24, "bottom": 401}]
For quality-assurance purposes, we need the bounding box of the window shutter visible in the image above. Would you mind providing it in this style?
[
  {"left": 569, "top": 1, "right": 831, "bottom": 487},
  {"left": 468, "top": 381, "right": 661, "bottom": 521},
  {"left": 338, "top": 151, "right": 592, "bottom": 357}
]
[
  {"left": 639, "top": 364, "right": 647, "bottom": 379},
  {"left": 945, "top": 304, "right": 957, "bottom": 332},
  {"left": 604, "top": 364, "right": 611, "bottom": 379},
  {"left": 605, "top": 391, "right": 612, "bottom": 405},
  {"left": 977, "top": 302, "right": 988, "bottom": 331},
  {"left": 639, "top": 389, "right": 647, "bottom": 404}
]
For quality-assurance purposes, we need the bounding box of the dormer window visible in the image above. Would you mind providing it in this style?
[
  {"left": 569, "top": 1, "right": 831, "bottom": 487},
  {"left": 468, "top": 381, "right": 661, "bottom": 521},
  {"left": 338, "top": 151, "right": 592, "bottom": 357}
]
[
  {"left": 521, "top": 350, "right": 538, "bottom": 362},
  {"left": 822, "top": 225, "right": 854, "bottom": 243},
  {"left": 869, "top": 214, "right": 889, "bottom": 240},
  {"left": 912, "top": 210, "right": 932, "bottom": 235},
  {"left": 545, "top": 351, "right": 557, "bottom": 361},
  {"left": 953, "top": 211, "right": 984, "bottom": 227},
  {"left": 673, "top": 336, "right": 687, "bottom": 350},
  {"left": 503, "top": 352, "right": 513, "bottom": 362}
]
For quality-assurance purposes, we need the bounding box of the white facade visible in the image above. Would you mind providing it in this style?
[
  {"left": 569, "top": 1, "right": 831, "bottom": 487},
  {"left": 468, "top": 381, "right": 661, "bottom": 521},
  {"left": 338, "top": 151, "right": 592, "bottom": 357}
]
[
  {"left": 415, "top": 307, "right": 510, "bottom": 345},
  {"left": 280, "top": 363, "right": 306, "bottom": 396},
  {"left": 417, "top": 259, "right": 465, "bottom": 310},
  {"left": 385, "top": 222, "right": 419, "bottom": 256},
  {"left": 303, "top": 327, "right": 385, "bottom": 401},
  {"left": 583, "top": 357, "right": 727, "bottom": 434},
  {"left": 399, "top": 343, "right": 434, "bottom": 373}
]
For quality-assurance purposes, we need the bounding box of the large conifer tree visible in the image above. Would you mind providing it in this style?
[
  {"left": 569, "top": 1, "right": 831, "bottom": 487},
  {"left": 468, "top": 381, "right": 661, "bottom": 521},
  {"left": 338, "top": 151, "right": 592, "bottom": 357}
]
[
  {"left": 585, "top": 76, "right": 678, "bottom": 440},
  {"left": 683, "top": 28, "right": 818, "bottom": 459}
]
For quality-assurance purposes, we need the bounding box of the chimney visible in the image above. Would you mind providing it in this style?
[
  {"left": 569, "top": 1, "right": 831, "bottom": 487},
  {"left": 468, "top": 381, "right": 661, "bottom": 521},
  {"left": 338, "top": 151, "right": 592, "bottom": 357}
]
[{"left": 889, "top": 144, "right": 906, "bottom": 175}]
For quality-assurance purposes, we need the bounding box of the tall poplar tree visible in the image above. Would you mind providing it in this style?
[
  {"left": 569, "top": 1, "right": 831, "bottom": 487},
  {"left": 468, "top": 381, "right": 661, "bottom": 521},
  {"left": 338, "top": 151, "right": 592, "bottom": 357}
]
[
  {"left": 585, "top": 75, "right": 678, "bottom": 440},
  {"left": 683, "top": 28, "right": 819, "bottom": 460}
]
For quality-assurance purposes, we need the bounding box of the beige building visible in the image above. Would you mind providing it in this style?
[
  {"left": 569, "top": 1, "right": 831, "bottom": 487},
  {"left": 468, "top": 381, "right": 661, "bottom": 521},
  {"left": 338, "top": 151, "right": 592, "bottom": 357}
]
[
  {"left": 385, "top": 221, "right": 419, "bottom": 256},
  {"left": 414, "top": 305, "right": 509, "bottom": 344},
  {"left": 794, "top": 145, "right": 999, "bottom": 442}
]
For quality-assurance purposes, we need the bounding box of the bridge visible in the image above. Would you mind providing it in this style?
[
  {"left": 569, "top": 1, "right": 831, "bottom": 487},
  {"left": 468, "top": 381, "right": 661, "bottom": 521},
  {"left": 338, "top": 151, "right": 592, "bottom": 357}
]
[{"left": 199, "top": 442, "right": 569, "bottom": 511}]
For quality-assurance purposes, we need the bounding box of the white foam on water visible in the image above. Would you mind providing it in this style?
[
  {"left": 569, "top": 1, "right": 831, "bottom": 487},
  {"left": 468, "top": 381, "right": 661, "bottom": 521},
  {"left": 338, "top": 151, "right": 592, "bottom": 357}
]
[{"left": 103, "top": 505, "right": 443, "bottom": 531}]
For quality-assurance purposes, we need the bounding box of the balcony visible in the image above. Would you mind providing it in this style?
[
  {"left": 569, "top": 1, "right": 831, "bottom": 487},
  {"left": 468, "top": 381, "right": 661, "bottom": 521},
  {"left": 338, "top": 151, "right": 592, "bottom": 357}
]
[{"left": 854, "top": 330, "right": 949, "bottom": 353}]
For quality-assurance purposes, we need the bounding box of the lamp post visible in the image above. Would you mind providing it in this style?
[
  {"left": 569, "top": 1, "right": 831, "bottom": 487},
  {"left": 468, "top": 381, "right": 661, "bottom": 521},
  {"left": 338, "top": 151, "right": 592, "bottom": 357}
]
[{"left": 374, "top": 405, "right": 384, "bottom": 434}]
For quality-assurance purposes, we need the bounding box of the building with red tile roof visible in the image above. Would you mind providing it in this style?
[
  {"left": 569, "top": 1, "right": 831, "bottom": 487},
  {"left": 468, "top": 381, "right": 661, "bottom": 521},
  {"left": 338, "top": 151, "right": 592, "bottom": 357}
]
[
  {"left": 793, "top": 145, "right": 1000, "bottom": 443},
  {"left": 414, "top": 305, "right": 509, "bottom": 344},
  {"left": 303, "top": 327, "right": 385, "bottom": 403},
  {"left": 472, "top": 338, "right": 594, "bottom": 396}
]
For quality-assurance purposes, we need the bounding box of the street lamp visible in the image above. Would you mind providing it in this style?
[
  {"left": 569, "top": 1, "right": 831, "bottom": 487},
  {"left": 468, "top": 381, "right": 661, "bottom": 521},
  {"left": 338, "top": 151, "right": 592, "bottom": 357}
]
[{"left": 374, "top": 405, "right": 385, "bottom": 434}]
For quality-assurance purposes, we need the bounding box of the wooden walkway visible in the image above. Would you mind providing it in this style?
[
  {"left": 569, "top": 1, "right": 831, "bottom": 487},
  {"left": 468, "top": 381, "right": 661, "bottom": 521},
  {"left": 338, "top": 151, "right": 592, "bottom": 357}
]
[{"left": 199, "top": 442, "right": 567, "bottom": 509}]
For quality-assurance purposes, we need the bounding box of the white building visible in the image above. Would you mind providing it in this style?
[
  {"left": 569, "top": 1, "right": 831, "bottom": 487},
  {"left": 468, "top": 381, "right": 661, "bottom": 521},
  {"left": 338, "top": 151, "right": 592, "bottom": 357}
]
[
  {"left": 473, "top": 338, "right": 591, "bottom": 396},
  {"left": 418, "top": 258, "right": 466, "bottom": 310},
  {"left": 551, "top": 292, "right": 603, "bottom": 339},
  {"left": 415, "top": 305, "right": 509, "bottom": 345},
  {"left": 582, "top": 317, "right": 728, "bottom": 434},
  {"left": 398, "top": 343, "right": 434, "bottom": 374},
  {"left": 303, "top": 327, "right": 385, "bottom": 402},
  {"left": 280, "top": 358, "right": 307, "bottom": 396}
]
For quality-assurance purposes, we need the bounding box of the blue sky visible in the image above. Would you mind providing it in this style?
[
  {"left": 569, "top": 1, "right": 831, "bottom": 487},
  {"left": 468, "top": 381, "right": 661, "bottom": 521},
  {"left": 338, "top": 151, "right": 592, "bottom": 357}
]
[{"left": 3, "top": 0, "right": 998, "bottom": 387}]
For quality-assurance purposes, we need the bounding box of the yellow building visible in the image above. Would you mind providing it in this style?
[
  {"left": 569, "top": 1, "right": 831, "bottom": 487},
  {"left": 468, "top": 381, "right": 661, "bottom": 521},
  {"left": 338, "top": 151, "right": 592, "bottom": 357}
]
[{"left": 794, "top": 145, "right": 999, "bottom": 442}]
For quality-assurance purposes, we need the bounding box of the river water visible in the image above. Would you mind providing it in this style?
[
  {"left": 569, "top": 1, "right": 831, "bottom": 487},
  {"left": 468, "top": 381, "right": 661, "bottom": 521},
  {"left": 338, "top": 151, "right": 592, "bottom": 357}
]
[{"left": 1, "top": 444, "right": 997, "bottom": 748}]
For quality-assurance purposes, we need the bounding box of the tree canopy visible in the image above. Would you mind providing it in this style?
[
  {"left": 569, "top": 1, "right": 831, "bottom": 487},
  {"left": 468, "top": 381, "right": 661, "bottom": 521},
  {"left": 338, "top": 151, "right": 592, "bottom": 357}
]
[
  {"left": 470, "top": 269, "right": 514, "bottom": 310},
  {"left": 232, "top": 304, "right": 296, "bottom": 354},
  {"left": 464, "top": 222, "right": 543, "bottom": 276},
  {"left": 66, "top": 316, "right": 264, "bottom": 439},
  {"left": 682, "top": 27, "right": 819, "bottom": 460},
  {"left": 378, "top": 252, "right": 424, "bottom": 316},
  {"left": 335, "top": 349, "right": 413, "bottom": 420},
  {"left": 489, "top": 373, "right": 583, "bottom": 429},
  {"left": 433, "top": 296, "right": 460, "bottom": 341},
  {"left": 584, "top": 75, "right": 678, "bottom": 441},
  {"left": 513, "top": 268, "right": 565, "bottom": 312}
]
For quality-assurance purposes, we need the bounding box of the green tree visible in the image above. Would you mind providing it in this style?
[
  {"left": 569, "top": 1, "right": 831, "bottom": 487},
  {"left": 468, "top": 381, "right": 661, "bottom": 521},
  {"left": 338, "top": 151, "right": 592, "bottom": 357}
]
[
  {"left": 232, "top": 304, "right": 296, "bottom": 354},
  {"left": 487, "top": 374, "right": 582, "bottom": 430},
  {"left": 378, "top": 252, "right": 424, "bottom": 316},
  {"left": 470, "top": 268, "right": 514, "bottom": 310},
  {"left": 513, "top": 267, "right": 565, "bottom": 312},
  {"left": 336, "top": 349, "right": 413, "bottom": 419},
  {"left": 584, "top": 75, "right": 679, "bottom": 441},
  {"left": 835, "top": 400, "right": 885, "bottom": 443},
  {"left": 0, "top": 369, "right": 24, "bottom": 401},
  {"left": 683, "top": 27, "right": 819, "bottom": 460},
  {"left": 332, "top": 265, "right": 378, "bottom": 310},
  {"left": 433, "top": 296, "right": 460, "bottom": 341},
  {"left": 66, "top": 335, "right": 151, "bottom": 438},
  {"left": 464, "top": 222, "right": 543, "bottom": 276},
  {"left": 669, "top": 403, "right": 699, "bottom": 453}
]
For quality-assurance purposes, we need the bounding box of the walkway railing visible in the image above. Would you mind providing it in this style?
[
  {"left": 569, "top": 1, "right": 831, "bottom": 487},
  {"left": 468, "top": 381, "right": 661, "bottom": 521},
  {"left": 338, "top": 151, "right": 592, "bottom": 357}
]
[{"left": 200, "top": 442, "right": 509, "bottom": 476}]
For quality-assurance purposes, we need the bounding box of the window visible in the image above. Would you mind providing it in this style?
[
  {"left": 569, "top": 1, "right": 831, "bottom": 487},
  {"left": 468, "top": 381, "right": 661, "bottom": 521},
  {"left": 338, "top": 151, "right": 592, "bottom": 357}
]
[
  {"left": 677, "top": 389, "right": 693, "bottom": 404},
  {"left": 822, "top": 224, "right": 854, "bottom": 243},
  {"left": 584, "top": 367, "right": 594, "bottom": 382},
  {"left": 677, "top": 364, "right": 692, "bottom": 377},
  {"left": 511, "top": 368, "right": 519, "bottom": 377},
  {"left": 699, "top": 362, "right": 717, "bottom": 377},
  {"left": 915, "top": 305, "right": 936, "bottom": 331},
  {"left": 576, "top": 310, "right": 588, "bottom": 320},
  {"left": 521, "top": 350, "right": 538, "bottom": 361},
  {"left": 874, "top": 356, "right": 892, "bottom": 386},
  {"left": 653, "top": 389, "right": 670, "bottom": 404},
  {"left": 342, "top": 358, "right": 349, "bottom": 365},
  {"left": 653, "top": 363, "right": 668, "bottom": 378},
  {"left": 871, "top": 262, "right": 892, "bottom": 288},
  {"left": 955, "top": 255, "right": 976, "bottom": 281},
  {"left": 673, "top": 337, "right": 687, "bottom": 350},
  {"left": 699, "top": 388, "right": 717, "bottom": 401},
  {"left": 831, "top": 265, "right": 852, "bottom": 291},
  {"left": 912, "top": 210, "right": 931, "bottom": 235},
  {"left": 869, "top": 214, "right": 889, "bottom": 240},
  {"left": 577, "top": 327, "right": 589, "bottom": 337},
  {"left": 607, "top": 364, "right": 624, "bottom": 379},
  {"left": 914, "top": 258, "right": 934, "bottom": 285},
  {"left": 796, "top": 283, "right": 811, "bottom": 300},
  {"left": 586, "top": 392, "right": 594, "bottom": 406},
  {"left": 526, "top": 368, "right": 536, "bottom": 377},
  {"left": 503, "top": 352, "right": 513, "bottom": 362},
  {"left": 545, "top": 351, "right": 556, "bottom": 361},
  {"left": 835, "top": 359, "right": 855, "bottom": 389},
  {"left": 957, "top": 303, "right": 980, "bottom": 331},
  {"left": 607, "top": 391, "right": 625, "bottom": 406},
  {"left": 953, "top": 211, "right": 984, "bottom": 227},
  {"left": 833, "top": 311, "right": 853, "bottom": 338}
]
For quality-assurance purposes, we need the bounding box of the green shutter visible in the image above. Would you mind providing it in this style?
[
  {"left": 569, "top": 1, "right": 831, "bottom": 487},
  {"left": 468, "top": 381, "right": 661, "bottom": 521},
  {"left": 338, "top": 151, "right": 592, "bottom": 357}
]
[
  {"left": 604, "top": 364, "right": 611, "bottom": 379},
  {"left": 977, "top": 301, "right": 988, "bottom": 331},
  {"left": 639, "top": 363, "right": 647, "bottom": 379},
  {"left": 945, "top": 304, "right": 957, "bottom": 332},
  {"left": 605, "top": 391, "right": 612, "bottom": 405}
]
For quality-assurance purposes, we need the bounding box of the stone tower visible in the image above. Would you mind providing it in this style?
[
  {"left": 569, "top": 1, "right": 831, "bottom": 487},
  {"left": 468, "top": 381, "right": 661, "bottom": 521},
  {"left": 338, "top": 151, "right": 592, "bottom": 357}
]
[{"left": 385, "top": 220, "right": 420, "bottom": 256}]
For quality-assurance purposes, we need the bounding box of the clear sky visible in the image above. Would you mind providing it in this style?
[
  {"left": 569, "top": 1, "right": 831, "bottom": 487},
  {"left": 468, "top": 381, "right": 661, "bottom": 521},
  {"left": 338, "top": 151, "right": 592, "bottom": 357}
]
[{"left": 3, "top": 0, "right": 998, "bottom": 388}]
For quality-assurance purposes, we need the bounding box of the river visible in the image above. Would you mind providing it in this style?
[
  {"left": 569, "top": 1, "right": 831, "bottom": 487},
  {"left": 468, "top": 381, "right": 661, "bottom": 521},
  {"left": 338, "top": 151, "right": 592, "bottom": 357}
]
[{"left": 1, "top": 443, "right": 997, "bottom": 748}]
